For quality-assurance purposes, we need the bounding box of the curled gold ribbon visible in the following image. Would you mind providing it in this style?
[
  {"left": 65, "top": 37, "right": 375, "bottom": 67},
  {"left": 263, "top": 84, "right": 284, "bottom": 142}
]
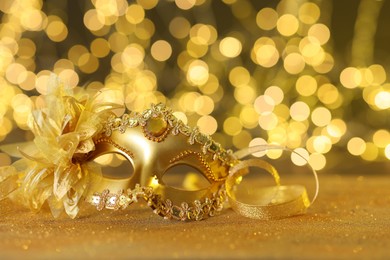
[{"left": 226, "top": 145, "right": 318, "bottom": 219}]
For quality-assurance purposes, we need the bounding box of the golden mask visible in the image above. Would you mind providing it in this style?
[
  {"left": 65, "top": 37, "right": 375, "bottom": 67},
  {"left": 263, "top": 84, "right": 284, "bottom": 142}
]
[
  {"left": 87, "top": 103, "right": 234, "bottom": 220},
  {"left": 0, "top": 79, "right": 318, "bottom": 221}
]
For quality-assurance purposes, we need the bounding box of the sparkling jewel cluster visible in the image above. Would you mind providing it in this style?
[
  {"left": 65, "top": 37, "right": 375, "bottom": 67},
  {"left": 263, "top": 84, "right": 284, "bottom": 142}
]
[
  {"left": 91, "top": 184, "right": 226, "bottom": 221},
  {"left": 103, "top": 103, "right": 235, "bottom": 166}
]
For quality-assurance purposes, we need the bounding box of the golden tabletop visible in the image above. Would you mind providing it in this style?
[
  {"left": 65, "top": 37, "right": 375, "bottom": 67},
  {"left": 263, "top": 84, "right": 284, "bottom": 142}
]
[{"left": 1, "top": 172, "right": 390, "bottom": 259}]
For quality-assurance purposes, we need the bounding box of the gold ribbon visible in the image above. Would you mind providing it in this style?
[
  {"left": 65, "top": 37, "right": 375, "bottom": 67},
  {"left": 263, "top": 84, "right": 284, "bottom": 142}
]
[{"left": 225, "top": 145, "right": 318, "bottom": 219}]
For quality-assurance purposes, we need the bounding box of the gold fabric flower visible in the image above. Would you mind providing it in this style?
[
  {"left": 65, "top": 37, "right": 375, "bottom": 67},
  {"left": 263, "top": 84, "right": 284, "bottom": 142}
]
[{"left": 0, "top": 77, "right": 122, "bottom": 218}]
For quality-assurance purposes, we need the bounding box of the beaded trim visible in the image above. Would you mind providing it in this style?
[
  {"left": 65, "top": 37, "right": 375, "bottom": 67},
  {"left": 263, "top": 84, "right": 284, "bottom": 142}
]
[
  {"left": 90, "top": 184, "right": 226, "bottom": 221},
  {"left": 94, "top": 137, "right": 135, "bottom": 159},
  {"left": 169, "top": 150, "right": 226, "bottom": 182},
  {"left": 103, "top": 103, "right": 235, "bottom": 166}
]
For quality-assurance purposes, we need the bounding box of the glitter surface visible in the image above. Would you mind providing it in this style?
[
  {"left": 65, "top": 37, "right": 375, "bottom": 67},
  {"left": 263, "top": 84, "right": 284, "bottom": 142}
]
[{"left": 1, "top": 173, "right": 390, "bottom": 259}]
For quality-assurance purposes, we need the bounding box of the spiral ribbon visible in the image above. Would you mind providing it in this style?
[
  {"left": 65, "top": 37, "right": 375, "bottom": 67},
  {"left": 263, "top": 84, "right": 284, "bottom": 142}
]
[{"left": 225, "top": 145, "right": 319, "bottom": 219}]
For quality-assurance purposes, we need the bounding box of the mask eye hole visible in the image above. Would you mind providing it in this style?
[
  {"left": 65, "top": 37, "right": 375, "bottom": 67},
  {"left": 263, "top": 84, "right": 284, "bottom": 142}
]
[
  {"left": 162, "top": 164, "right": 210, "bottom": 191},
  {"left": 93, "top": 153, "right": 134, "bottom": 179}
]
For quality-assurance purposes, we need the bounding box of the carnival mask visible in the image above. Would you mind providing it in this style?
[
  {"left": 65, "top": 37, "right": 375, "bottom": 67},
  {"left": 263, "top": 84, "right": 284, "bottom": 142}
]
[
  {"left": 87, "top": 103, "right": 232, "bottom": 220},
  {"left": 0, "top": 78, "right": 318, "bottom": 221}
]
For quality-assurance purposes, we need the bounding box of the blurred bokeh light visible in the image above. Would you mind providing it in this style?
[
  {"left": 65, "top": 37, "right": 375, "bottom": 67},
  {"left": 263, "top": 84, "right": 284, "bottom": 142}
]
[{"left": 0, "top": 0, "right": 389, "bottom": 172}]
